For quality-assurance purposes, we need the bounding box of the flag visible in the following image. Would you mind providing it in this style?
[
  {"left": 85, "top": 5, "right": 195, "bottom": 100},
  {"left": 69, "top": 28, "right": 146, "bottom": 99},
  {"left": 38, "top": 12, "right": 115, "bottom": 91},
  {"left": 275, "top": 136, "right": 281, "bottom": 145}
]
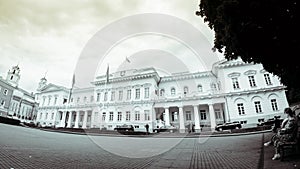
[
  {"left": 106, "top": 64, "right": 109, "bottom": 84},
  {"left": 125, "top": 56, "right": 131, "bottom": 63}
]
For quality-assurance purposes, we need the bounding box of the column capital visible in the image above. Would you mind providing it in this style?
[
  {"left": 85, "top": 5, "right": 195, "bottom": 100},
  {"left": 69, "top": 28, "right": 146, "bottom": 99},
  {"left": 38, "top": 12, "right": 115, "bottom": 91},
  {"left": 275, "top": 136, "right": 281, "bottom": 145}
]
[{"left": 192, "top": 104, "right": 199, "bottom": 107}]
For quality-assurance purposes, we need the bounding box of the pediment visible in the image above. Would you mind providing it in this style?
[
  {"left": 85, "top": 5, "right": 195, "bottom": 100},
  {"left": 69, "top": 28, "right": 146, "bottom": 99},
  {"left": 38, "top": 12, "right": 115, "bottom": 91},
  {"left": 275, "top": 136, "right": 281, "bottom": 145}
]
[
  {"left": 40, "top": 84, "right": 66, "bottom": 92},
  {"left": 215, "top": 57, "right": 250, "bottom": 68}
]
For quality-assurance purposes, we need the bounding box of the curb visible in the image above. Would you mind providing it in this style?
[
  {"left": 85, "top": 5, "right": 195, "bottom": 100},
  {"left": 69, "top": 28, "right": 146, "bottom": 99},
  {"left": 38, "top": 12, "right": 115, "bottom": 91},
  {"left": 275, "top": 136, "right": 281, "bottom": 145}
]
[{"left": 38, "top": 127, "right": 272, "bottom": 138}]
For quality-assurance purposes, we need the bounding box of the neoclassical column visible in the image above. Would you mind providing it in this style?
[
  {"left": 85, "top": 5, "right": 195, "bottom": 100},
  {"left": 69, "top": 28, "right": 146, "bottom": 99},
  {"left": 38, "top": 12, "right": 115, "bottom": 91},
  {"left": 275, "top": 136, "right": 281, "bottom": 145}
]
[
  {"left": 53, "top": 111, "right": 58, "bottom": 127},
  {"left": 193, "top": 105, "right": 201, "bottom": 132},
  {"left": 67, "top": 111, "right": 73, "bottom": 128},
  {"left": 164, "top": 107, "right": 170, "bottom": 126},
  {"left": 91, "top": 111, "right": 95, "bottom": 128},
  {"left": 178, "top": 106, "right": 185, "bottom": 133},
  {"left": 61, "top": 111, "right": 67, "bottom": 128},
  {"left": 74, "top": 111, "right": 79, "bottom": 128},
  {"left": 209, "top": 104, "right": 216, "bottom": 131},
  {"left": 82, "top": 111, "right": 88, "bottom": 129}
]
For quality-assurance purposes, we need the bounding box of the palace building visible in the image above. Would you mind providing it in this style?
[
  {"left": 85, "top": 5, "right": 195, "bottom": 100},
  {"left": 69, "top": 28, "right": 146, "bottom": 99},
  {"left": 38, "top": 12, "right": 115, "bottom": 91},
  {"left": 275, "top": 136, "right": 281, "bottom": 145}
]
[{"left": 35, "top": 59, "right": 289, "bottom": 133}]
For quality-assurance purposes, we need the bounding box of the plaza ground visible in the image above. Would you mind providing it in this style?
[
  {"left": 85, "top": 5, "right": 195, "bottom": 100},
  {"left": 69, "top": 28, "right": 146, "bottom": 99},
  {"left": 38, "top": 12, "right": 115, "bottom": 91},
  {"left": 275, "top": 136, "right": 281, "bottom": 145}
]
[{"left": 0, "top": 123, "right": 299, "bottom": 169}]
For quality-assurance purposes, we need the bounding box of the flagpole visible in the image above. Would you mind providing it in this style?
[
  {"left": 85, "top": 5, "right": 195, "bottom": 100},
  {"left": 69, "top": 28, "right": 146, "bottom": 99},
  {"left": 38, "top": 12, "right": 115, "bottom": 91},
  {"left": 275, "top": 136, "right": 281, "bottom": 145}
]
[
  {"left": 68, "top": 74, "right": 75, "bottom": 104},
  {"left": 65, "top": 74, "right": 75, "bottom": 128}
]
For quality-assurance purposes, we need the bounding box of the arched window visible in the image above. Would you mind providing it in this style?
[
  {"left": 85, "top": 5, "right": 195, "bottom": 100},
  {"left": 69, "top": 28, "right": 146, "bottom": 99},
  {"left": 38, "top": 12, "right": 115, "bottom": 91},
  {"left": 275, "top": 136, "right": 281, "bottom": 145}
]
[
  {"left": 160, "top": 89, "right": 165, "bottom": 96},
  {"left": 184, "top": 86, "right": 188, "bottom": 95},
  {"left": 171, "top": 87, "right": 176, "bottom": 96},
  {"left": 197, "top": 85, "right": 203, "bottom": 92}
]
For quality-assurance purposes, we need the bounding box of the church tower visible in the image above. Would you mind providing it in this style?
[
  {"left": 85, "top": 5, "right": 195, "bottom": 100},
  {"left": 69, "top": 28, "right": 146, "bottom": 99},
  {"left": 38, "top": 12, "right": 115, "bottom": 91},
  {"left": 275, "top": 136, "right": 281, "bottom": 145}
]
[{"left": 6, "top": 65, "right": 21, "bottom": 87}]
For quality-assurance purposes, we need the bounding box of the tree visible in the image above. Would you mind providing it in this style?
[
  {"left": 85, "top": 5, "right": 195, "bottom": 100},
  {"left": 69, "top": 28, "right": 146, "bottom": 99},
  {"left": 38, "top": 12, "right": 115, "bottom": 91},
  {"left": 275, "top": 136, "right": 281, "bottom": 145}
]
[{"left": 196, "top": 0, "right": 299, "bottom": 103}]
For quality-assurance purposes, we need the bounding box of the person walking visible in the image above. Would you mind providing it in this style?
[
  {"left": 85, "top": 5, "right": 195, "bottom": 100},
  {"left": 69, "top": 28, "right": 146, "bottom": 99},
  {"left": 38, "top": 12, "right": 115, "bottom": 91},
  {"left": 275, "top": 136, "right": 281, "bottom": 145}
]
[{"left": 145, "top": 124, "right": 149, "bottom": 135}]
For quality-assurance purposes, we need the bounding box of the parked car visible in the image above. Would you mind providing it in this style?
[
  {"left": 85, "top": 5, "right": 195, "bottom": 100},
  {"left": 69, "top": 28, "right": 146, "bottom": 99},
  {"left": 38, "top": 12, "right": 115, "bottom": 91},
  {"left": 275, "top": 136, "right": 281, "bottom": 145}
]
[
  {"left": 215, "top": 121, "right": 242, "bottom": 131},
  {"left": 257, "top": 116, "right": 283, "bottom": 127},
  {"left": 114, "top": 124, "right": 134, "bottom": 132},
  {"left": 153, "top": 125, "right": 177, "bottom": 133}
]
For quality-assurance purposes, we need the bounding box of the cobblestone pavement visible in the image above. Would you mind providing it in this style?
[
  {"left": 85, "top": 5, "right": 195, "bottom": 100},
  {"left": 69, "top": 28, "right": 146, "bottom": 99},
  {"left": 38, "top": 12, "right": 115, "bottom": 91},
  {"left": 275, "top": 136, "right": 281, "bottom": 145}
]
[{"left": 0, "top": 123, "right": 265, "bottom": 169}]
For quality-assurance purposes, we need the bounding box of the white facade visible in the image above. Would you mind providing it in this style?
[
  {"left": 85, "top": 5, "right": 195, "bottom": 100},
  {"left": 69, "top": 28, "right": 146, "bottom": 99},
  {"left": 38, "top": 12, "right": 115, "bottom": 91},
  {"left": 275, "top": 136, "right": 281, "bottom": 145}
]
[
  {"left": 1, "top": 65, "right": 37, "bottom": 121},
  {"left": 35, "top": 59, "right": 289, "bottom": 133}
]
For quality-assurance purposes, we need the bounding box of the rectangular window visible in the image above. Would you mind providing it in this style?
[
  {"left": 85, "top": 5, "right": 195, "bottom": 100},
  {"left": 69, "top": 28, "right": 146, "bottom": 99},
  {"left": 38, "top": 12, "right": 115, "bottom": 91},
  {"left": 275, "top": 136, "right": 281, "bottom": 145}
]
[
  {"left": 90, "top": 96, "right": 94, "bottom": 102},
  {"left": 126, "top": 111, "right": 131, "bottom": 121},
  {"left": 240, "top": 120, "right": 247, "bottom": 124},
  {"left": 51, "top": 113, "right": 54, "bottom": 120},
  {"left": 271, "top": 99, "right": 278, "bottom": 111},
  {"left": 0, "top": 100, "right": 5, "bottom": 107},
  {"left": 102, "top": 112, "right": 106, "bottom": 121},
  {"left": 264, "top": 74, "right": 272, "bottom": 85},
  {"left": 215, "top": 109, "right": 222, "bottom": 119},
  {"left": 119, "top": 91, "right": 123, "bottom": 101},
  {"left": 111, "top": 91, "right": 115, "bottom": 101},
  {"left": 200, "top": 110, "right": 206, "bottom": 120},
  {"left": 117, "top": 112, "right": 122, "bottom": 121},
  {"left": 135, "top": 111, "right": 140, "bottom": 121},
  {"left": 54, "top": 97, "right": 57, "bottom": 105},
  {"left": 3, "top": 89, "right": 8, "bottom": 95},
  {"left": 144, "top": 110, "right": 150, "bottom": 121},
  {"left": 135, "top": 89, "right": 140, "bottom": 99},
  {"left": 255, "top": 101, "right": 262, "bottom": 113},
  {"left": 144, "top": 87, "right": 149, "bottom": 98},
  {"left": 171, "top": 88, "right": 176, "bottom": 95},
  {"left": 186, "top": 111, "right": 191, "bottom": 121},
  {"left": 237, "top": 103, "right": 245, "bottom": 115},
  {"left": 248, "top": 76, "right": 256, "bottom": 87},
  {"left": 96, "top": 93, "right": 100, "bottom": 102},
  {"left": 80, "top": 115, "right": 84, "bottom": 122},
  {"left": 48, "top": 97, "right": 51, "bottom": 105},
  {"left": 87, "top": 115, "right": 91, "bottom": 122},
  {"left": 109, "top": 112, "right": 113, "bottom": 121},
  {"left": 104, "top": 92, "right": 108, "bottom": 101},
  {"left": 232, "top": 78, "right": 240, "bottom": 89},
  {"left": 42, "top": 97, "right": 46, "bottom": 106},
  {"left": 127, "top": 90, "right": 131, "bottom": 100}
]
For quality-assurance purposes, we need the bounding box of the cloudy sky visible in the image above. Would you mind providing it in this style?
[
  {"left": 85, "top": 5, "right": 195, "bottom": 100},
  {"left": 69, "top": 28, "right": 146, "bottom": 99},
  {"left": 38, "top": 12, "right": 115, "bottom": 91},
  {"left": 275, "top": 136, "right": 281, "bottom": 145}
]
[{"left": 0, "top": 0, "right": 224, "bottom": 92}]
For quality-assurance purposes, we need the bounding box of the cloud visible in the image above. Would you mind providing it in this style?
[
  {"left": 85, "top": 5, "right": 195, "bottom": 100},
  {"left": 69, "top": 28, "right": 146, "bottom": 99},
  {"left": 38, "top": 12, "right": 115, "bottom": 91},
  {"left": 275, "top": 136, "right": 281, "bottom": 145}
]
[{"left": 0, "top": 0, "right": 221, "bottom": 92}]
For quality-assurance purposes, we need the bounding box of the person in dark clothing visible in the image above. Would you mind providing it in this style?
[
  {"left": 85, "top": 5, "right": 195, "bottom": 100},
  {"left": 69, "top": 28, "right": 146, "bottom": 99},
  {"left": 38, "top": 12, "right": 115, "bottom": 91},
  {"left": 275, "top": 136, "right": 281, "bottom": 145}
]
[
  {"left": 271, "top": 108, "right": 298, "bottom": 160},
  {"left": 145, "top": 124, "right": 149, "bottom": 134}
]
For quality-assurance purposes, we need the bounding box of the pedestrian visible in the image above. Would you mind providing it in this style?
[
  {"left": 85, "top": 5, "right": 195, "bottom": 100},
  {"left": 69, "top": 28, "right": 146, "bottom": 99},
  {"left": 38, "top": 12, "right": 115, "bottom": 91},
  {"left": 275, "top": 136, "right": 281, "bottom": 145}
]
[
  {"left": 271, "top": 107, "right": 298, "bottom": 160},
  {"left": 145, "top": 124, "right": 149, "bottom": 134}
]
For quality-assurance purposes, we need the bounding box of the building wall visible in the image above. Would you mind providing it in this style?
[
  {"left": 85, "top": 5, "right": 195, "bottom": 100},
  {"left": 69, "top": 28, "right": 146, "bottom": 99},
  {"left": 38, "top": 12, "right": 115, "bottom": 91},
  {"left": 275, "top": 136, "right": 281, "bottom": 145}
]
[
  {"left": 34, "top": 59, "right": 290, "bottom": 132},
  {"left": 0, "top": 79, "right": 14, "bottom": 116}
]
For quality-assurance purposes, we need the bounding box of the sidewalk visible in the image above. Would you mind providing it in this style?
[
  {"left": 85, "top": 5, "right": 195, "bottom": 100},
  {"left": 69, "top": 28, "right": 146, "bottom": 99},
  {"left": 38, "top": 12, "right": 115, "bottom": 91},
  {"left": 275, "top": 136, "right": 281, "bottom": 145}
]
[{"left": 263, "top": 133, "right": 300, "bottom": 169}]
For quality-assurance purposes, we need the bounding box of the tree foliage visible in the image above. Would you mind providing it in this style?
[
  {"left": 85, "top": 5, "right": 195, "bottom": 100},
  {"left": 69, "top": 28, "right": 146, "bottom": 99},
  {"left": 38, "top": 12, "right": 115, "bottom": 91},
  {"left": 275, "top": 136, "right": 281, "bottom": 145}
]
[{"left": 196, "top": 0, "right": 299, "bottom": 103}]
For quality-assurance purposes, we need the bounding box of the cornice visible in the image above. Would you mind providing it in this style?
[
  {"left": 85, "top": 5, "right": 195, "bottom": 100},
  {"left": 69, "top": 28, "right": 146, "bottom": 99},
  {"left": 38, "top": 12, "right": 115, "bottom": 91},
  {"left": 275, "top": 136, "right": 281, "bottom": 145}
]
[
  {"left": 93, "top": 72, "right": 160, "bottom": 86},
  {"left": 160, "top": 71, "right": 212, "bottom": 82}
]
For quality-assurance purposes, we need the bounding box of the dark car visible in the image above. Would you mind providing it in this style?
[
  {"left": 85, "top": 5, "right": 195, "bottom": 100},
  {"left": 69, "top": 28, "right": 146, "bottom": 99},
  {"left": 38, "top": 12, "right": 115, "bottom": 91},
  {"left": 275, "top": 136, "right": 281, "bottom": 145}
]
[
  {"left": 215, "top": 121, "right": 242, "bottom": 131},
  {"left": 114, "top": 124, "right": 134, "bottom": 132},
  {"left": 257, "top": 116, "right": 283, "bottom": 127}
]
